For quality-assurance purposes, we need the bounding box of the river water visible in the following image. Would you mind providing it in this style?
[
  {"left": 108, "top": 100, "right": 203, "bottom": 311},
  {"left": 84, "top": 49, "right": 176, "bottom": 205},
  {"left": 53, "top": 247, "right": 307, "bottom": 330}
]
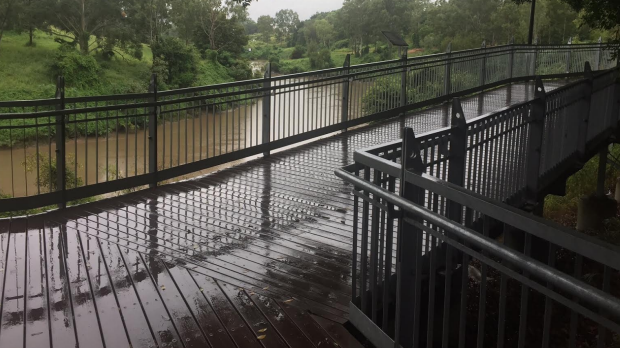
[{"left": 1, "top": 72, "right": 374, "bottom": 199}]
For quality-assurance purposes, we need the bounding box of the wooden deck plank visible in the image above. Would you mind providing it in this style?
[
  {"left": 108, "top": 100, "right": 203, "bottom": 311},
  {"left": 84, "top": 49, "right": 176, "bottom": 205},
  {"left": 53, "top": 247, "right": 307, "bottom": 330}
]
[
  {"left": 189, "top": 271, "right": 264, "bottom": 348},
  {"left": 61, "top": 223, "right": 105, "bottom": 348},
  {"left": 97, "top": 237, "right": 159, "bottom": 348},
  {"left": 310, "top": 314, "right": 365, "bottom": 348},
  {"left": 117, "top": 246, "right": 185, "bottom": 348},
  {"left": 165, "top": 264, "right": 237, "bottom": 348},
  {"left": 247, "top": 293, "right": 316, "bottom": 348},
  {"left": 277, "top": 299, "right": 338, "bottom": 348},
  {"left": 44, "top": 225, "right": 78, "bottom": 348},
  {"left": 75, "top": 229, "right": 132, "bottom": 348},
  {"left": 0, "top": 231, "right": 26, "bottom": 348},
  {"left": 25, "top": 229, "right": 50, "bottom": 348},
  {"left": 218, "top": 281, "right": 289, "bottom": 348},
  {"left": 143, "top": 255, "right": 211, "bottom": 348}
]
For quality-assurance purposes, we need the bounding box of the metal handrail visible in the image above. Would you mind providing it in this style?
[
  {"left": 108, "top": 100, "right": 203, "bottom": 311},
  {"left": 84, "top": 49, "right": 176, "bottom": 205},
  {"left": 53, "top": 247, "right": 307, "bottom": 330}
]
[
  {"left": 335, "top": 167, "right": 620, "bottom": 319},
  {"left": 0, "top": 43, "right": 617, "bottom": 213}
]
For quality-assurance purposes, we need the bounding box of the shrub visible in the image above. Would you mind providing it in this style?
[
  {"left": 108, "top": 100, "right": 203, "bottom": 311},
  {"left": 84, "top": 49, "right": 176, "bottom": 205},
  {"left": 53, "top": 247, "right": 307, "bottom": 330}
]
[
  {"left": 151, "top": 37, "right": 199, "bottom": 89},
  {"left": 333, "top": 39, "right": 349, "bottom": 49},
  {"left": 290, "top": 45, "right": 305, "bottom": 59},
  {"left": 50, "top": 45, "right": 101, "bottom": 88},
  {"left": 268, "top": 54, "right": 281, "bottom": 72},
  {"left": 308, "top": 42, "right": 333, "bottom": 70}
]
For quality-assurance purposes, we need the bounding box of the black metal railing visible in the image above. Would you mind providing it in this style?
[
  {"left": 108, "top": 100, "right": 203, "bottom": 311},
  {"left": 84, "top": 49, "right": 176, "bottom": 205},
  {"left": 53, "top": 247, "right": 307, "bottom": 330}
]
[
  {"left": 335, "top": 67, "right": 620, "bottom": 347},
  {"left": 0, "top": 42, "right": 617, "bottom": 212}
]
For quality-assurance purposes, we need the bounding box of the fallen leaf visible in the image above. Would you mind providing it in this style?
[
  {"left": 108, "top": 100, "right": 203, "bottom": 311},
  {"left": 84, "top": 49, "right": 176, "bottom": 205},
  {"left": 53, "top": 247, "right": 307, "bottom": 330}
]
[
  {"left": 263, "top": 286, "right": 269, "bottom": 290},
  {"left": 258, "top": 328, "right": 267, "bottom": 333},
  {"left": 199, "top": 288, "right": 204, "bottom": 292},
  {"left": 257, "top": 335, "right": 266, "bottom": 340},
  {"left": 283, "top": 299, "right": 294, "bottom": 303}
]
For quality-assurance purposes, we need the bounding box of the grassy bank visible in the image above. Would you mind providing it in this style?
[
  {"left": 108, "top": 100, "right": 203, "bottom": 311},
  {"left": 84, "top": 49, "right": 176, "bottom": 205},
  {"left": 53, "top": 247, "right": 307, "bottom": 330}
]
[{"left": 0, "top": 30, "right": 234, "bottom": 101}]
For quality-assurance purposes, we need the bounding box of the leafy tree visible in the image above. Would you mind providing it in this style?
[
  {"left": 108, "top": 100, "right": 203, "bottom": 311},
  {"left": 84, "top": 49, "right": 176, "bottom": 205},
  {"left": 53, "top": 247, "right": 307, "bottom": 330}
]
[
  {"left": 314, "top": 19, "right": 335, "bottom": 47},
  {"left": 0, "top": 0, "right": 16, "bottom": 50},
  {"left": 257, "top": 15, "right": 274, "bottom": 41},
  {"left": 151, "top": 37, "right": 199, "bottom": 89},
  {"left": 43, "top": 0, "right": 143, "bottom": 55},
  {"left": 195, "top": 0, "right": 247, "bottom": 52},
  {"left": 242, "top": 18, "right": 258, "bottom": 34},
  {"left": 274, "top": 9, "right": 300, "bottom": 44},
  {"left": 559, "top": 0, "right": 619, "bottom": 47}
]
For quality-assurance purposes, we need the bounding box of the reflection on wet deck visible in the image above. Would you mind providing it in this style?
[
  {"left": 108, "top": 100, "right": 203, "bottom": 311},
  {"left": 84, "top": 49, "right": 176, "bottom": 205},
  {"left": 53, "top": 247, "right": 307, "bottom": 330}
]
[{"left": 0, "top": 81, "right": 567, "bottom": 348}]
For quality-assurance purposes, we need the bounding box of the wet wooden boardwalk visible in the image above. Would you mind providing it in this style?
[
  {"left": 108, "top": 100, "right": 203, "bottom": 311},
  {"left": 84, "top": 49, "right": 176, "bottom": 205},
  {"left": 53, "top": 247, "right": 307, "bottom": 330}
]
[{"left": 0, "top": 81, "right": 567, "bottom": 348}]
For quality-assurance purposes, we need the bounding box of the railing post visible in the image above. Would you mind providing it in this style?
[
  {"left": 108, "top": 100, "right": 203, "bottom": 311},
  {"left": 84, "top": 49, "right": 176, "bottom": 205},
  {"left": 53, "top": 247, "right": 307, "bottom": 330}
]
[
  {"left": 524, "top": 77, "right": 547, "bottom": 209},
  {"left": 509, "top": 36, "right": 515, "bottom": 80},
  {"left": 566, "top": 37, "right": 573, "bottom": 74},
  {"left": 480, "top": 40, "right": 487, "bottom": 87},
  {"left": 394, "top": 127, "right": 426, "bottom": 348},
  {"left": 55, "top": 76, "right": 66, "bottom": 209},
  {"left": 341, "top": 54, "right": 350, "bottom": 131},
  {"left": 531, "top": 37, "right": 539, "bottom": 76},
  {"left": 447, "top": 98, "right": 468, "bottom": 221},
  {"left": 400, "top": 50, "right": 408, "bottom": 116},
  {"left": 595, "top": 37, "right": 602, "bottom": 70},
  {"left": 148, "top": 73, "right": 158, "bottom": 189},
  {"left": 577, "top": 62, "right": 594, "bottom": 158},
  {"left": 262, "top": 63, "right": 272, "bottom": 157},
  {"left": 444, "top": 42, "right": 452, "bottom": 97}
]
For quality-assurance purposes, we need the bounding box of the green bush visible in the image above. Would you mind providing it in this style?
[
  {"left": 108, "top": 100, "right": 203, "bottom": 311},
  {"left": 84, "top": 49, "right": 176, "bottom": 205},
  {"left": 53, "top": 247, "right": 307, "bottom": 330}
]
[
  {"left": 50, "top": 45, "right": 101, "bottom": 88},
  {"left": 290, "top": 45, "right": 305, "bottom": 59},
  {"left": 151, "top": 37, "right": 199, "bottom": 89},
  {"left": 308, "top": 42, "right": 333, "bottom": 70},
  {"left": 333, "top": 39, "right": 349, "bottom": 49},
  {"left": 268, "top": 54, "right": 281, "bottom": 72}
]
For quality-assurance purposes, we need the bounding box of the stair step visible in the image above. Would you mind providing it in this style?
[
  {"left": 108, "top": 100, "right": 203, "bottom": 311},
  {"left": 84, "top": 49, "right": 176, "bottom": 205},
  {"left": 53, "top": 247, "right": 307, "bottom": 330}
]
[{"left": 310, "top": 314, "right": 366, "bottom": 348}]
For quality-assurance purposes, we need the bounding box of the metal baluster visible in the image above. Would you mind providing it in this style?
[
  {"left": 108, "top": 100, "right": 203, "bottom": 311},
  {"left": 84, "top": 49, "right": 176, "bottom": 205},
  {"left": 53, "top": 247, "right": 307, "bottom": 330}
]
[
  {"left": 55, "top": 76, "right": 66, "bottom": 208},
  {"left": 148, "top": 74, "right": 158, "bottom": 188},
  {"left": 262, "top": 64, "right": 271, "bottom": 157}
]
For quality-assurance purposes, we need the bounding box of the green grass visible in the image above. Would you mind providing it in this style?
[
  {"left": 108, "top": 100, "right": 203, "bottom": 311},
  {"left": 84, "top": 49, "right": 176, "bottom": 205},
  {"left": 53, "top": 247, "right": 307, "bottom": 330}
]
[{"left": 0, "top": 30, "right": 235, "bottom": 100}]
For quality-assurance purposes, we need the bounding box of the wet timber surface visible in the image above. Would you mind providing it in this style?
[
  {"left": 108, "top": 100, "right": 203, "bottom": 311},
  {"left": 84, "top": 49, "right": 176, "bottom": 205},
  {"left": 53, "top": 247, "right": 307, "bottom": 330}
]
[{"left": 0, "top": 81, "right": 568, "bottom": 348}]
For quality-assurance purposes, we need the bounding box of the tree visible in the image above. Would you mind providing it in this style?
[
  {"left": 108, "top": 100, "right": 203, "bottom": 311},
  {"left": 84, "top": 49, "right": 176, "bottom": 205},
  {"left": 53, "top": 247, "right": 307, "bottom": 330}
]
[
  {"left": 46, "top": 0, "right": 141, "bottom": 55},
  {"left": 243, "top": 18, "right": 258, "bottom": 34},
  {"left": 257, "top": 15, "right": 274, "bottom": 41},
  {"left": 559, "top": 0, "right": 619, "bottom": 44},
  {"left": 274, "top": 9, "right": 299, "bottom": 44},
  {"left": 0, "top": 0, "right": 16, "bottom": 50},
  {"left": 314, "top": 19, "right": 335, "bottom": 47},
  {"left": 195, "top": 0, "right": 247, "bottom": 51}
]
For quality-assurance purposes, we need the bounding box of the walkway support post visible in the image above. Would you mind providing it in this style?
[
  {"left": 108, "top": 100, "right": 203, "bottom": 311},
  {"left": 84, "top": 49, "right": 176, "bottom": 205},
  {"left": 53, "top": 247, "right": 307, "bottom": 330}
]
[
  {"left": 480, "top": 41, "right": 487, "bottom": 87},
  {"left": 527, "top": 0, "right": 536, "bottom": 45},
  {"left": 532, "top": 37, "right": 539, "bottom": 76},
  {"left": 394, "top": 127, "right": 426, "bottom": 348},
  {"left": 262, "top": 63, "right": 272, "bottom": 157},
  {"left": 341, "top": 54, "right": 350, "bottom": 130},
  {"left": 524, "top": 77, "right": 546, "bottom": 209},
  {"left": 577, "top": 62, "right": 593, "bottom": 158},
  {"left": 148, "top": 73, "right": 158, "bottom": 189},
  {"left": 400, "top": 50, "right": 408, "bottom": 116},
  {"left": 447, "top": 98, "right": 467, "bottom": 219},
  {"left": 444, "top": 43, "right": 452, "bottom": 97},
  {"left": 55, "top": 76, "right": 66, "bottom": 209},
  {"left": 509, "top": 36, "right": 515, "bottom": 80},
  {"left": 595, "top": 37, "right": 603, "bottom": 70},
  {"left": 566, "top": 37, "right": 573, "bottom": 74}
]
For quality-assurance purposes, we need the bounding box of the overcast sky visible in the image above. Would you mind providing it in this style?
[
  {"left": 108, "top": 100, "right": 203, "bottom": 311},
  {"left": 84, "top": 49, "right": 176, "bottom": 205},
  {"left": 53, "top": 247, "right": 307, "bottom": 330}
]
[{"left": 246, "top": 0, "right": 345, "bottom": 21}]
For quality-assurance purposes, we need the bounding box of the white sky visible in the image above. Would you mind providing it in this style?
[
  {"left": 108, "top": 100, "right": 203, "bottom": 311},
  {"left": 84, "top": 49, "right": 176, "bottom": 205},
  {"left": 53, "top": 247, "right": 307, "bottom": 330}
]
[{"left": 246, "top": 0, "right": 345, "bottom": 21}]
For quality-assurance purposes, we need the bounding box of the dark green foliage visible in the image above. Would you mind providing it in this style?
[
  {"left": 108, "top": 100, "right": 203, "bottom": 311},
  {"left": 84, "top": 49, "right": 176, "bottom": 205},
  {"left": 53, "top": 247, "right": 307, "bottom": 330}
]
[
  {"left": 290, "top": 45, "right": 304, "bottom": 59},
  {"left": 50, "top": 44, "right": 100, "bottom": 87},
  {"left": 151, "top": 37, "right": 198, "bottom": 89},
  {"left": 268, "top": 54, "right": 281, "bottom": 72},
  {"left": 307, "top": 42, "right": 333, "bottom": 69},
  {"left": 333, "top": 39, "right": 349, "bottom": 49}
]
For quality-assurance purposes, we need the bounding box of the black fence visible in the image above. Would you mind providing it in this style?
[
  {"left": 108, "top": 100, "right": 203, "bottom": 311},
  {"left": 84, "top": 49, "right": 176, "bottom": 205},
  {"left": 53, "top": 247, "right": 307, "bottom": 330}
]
[
  {"left": 335, "top": 67, "right": 620, "bottom": 347},
  {"left": 0, "top": 42, "right": 617, "bottom": 212}
]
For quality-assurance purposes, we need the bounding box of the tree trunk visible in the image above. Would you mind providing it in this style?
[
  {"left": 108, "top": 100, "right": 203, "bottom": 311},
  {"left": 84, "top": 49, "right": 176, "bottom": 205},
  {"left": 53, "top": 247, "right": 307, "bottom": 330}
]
[
  {"left": 29, "top": 26, "right": 33, "bottom": 45},
  {"left": 79, "top": 0, "right": 88, "bottom": 54}
]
